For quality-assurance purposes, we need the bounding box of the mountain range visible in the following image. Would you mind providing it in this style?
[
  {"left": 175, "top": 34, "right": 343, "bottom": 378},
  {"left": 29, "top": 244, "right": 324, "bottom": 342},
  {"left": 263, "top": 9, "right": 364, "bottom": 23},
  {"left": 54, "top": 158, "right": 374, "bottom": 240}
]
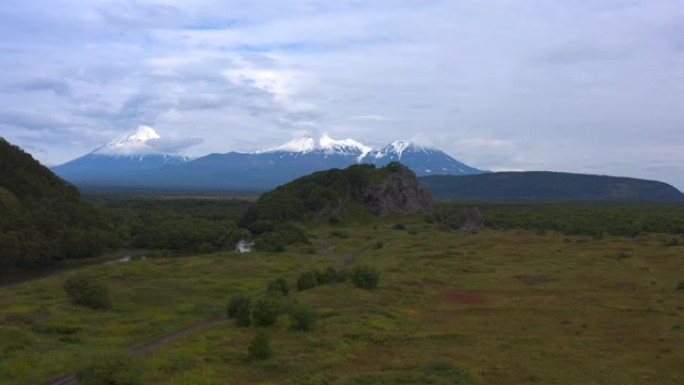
[{"left": 52, "top": 126, "right": 484, "bottom": 192}]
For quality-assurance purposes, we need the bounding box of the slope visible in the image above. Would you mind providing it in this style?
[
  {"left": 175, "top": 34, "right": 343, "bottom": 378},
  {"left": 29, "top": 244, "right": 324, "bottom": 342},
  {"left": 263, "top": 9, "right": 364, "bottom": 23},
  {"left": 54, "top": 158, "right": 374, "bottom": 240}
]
[
  {"left": 420, "top": 171, "right": 684, "bottom": 202},
  {"left": 0, "top": 138, "right": 117, "bottom": 269}
]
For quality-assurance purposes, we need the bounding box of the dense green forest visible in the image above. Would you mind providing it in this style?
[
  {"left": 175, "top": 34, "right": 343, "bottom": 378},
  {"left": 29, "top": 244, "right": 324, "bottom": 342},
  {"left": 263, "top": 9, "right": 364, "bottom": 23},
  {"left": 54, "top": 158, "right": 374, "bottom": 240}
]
[
  {"left": 420, "top": 171, "right": 684, "bottom": 201},
  {"left": 0, "top": 139, "right": 118, "bottom": 269},
  {"left": 92, "top": 198, "right": 251, "bottom": 253},
  {"left": 4, "top": 135, "right": 683, "bottom": 273},
  {"left": 436, "top": 202, "right": 684, "bottom": 236}
]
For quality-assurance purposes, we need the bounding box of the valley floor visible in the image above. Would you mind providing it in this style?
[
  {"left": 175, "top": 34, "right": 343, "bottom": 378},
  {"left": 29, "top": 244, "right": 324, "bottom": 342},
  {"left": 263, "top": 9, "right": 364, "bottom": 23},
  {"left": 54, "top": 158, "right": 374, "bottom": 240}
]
[{"left": 1, "top": 220, "right": 683, "bottom": 384}]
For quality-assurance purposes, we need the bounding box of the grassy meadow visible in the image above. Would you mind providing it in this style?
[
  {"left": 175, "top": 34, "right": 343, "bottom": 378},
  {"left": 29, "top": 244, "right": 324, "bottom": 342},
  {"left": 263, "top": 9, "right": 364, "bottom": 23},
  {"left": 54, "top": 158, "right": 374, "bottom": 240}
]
[{"left": 1, "top": 216, "right": 683, "bottom": 384}]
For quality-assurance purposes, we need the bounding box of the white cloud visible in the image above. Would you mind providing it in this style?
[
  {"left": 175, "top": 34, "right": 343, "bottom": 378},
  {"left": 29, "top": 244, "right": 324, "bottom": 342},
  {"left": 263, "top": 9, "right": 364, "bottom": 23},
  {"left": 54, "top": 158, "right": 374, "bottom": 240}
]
[{"left": 0, "top": 0, "right": 683, "bottom": 189}]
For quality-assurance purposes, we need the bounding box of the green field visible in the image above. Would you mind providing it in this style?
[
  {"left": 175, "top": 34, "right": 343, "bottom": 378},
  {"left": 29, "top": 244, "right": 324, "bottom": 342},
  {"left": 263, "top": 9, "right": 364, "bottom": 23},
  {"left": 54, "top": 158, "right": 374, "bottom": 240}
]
[{"left": 1, "top": 217, "right": 683, "bottom": 384}]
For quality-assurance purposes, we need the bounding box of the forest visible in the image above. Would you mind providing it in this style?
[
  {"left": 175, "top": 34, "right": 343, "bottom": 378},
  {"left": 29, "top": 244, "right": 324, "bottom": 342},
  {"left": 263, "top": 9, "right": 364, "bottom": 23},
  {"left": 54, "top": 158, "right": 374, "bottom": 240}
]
[{"left": 2, "top": 136, "right": 683, "bottom": 273}]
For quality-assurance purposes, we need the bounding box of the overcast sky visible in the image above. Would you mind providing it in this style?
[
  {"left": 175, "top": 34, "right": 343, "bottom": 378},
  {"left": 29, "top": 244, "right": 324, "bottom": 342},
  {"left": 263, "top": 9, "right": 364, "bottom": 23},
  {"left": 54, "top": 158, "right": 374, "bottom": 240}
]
[{"left": 1, "top": 0, "right": 683, "bottom": 189}]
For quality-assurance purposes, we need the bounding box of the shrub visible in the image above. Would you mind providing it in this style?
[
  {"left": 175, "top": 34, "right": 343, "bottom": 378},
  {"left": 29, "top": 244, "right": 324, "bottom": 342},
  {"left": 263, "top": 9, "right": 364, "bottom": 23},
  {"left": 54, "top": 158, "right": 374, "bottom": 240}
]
[
  {"left": 393, "top": 223, "right": 406, "bottom": 230},
  {"left": 350, "top": 265, "right": 380, "bottom": 290},
  {"left": 677, "top": 281, "right": 684, "bottom": 291},
  {"left": 289, "top": 304, "right": 319, "bottom": 332},
  {"left": 251, "top": 295, "right": 281, "bottom": 327},
  {"left": 266, "top": 278, "right": 290, "bottom": 297},
  {"left": 329, "top": 230, "right": 349, "bottom": 239},
  {"left": 297, "top": 271, "right": 318, "bottom": 291},
  {"left": 248, "top": 331, "right": 272, "bottom": 361},
  {"left": 76, "top": 352, "right": 143, "bottom": 385},
  {"left": 313, "top": 269, "right": 328, "bottom": 285},
  {"left": 235, "top": 299, "right": 252, "bottom": 327},
  {"left": 227, "top": 294, "right": 250, "bottom": 318},
  {"left": 63, "top": 274, "right": 111, "bottom": 310},
  {"left": 322, "top": 267, "right": 339, "bottom": 283}
]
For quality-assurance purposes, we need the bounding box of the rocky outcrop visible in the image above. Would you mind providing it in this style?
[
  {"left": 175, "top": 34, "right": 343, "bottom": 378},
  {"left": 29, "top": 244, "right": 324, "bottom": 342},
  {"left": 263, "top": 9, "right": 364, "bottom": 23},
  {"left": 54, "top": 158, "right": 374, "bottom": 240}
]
[
  {"left": 460, "top": 207, "right": 484, "bottom": 231},
  {"left": 363, "top": 164, "right": 434, "bottom": 216}
]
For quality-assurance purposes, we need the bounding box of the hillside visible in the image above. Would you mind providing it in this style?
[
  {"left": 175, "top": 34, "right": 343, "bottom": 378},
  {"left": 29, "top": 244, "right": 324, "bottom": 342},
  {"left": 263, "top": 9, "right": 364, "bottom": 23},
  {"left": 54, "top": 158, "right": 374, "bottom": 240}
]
[
  {"left": 241, "top": 162, "right": 433, "bottom": 232},
  {"left": 420, "top": 171, "right": 684, "bottom": 202},
  {"left": 0, "top": 138, "right": 117, "bottom": 270}
]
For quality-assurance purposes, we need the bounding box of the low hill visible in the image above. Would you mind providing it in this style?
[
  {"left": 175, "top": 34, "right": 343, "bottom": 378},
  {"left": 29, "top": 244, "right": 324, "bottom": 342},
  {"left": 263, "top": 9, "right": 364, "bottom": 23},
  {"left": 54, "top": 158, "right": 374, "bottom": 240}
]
[
  {"left": 420, "top": 171, "right": 684, "bottom": 202},
  {"left": 242, "top": 162, "right": 433, "bottom": 232},
  {"left": 0, "top": 138, "right": 117, "bottom": 270}
]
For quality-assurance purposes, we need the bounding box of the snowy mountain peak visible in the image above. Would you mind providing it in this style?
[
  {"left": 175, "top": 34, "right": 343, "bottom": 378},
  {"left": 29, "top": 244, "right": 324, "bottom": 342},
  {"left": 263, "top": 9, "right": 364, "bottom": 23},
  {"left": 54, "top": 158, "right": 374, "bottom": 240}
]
[
  {"left": 93, "top": 125, "right": 163, "bottom": 156},
  {"left": 264, "top": 136, "right": 316, "bottom": 153},
  {"left": 263, "top": 135, "right": 371, "bottom": 158},
  {"left": 373, "top": 140, "right": 436, "bottom": 159},
  {"left": 319, "top": 134, "right": 372, "bottom": 158}
]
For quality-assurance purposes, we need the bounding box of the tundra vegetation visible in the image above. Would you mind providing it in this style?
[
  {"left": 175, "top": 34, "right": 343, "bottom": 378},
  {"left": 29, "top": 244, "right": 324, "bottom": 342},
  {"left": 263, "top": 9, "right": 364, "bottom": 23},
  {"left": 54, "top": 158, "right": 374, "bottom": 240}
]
[{"left": 1, "top": 208, "right": 683, "bottom": 384}]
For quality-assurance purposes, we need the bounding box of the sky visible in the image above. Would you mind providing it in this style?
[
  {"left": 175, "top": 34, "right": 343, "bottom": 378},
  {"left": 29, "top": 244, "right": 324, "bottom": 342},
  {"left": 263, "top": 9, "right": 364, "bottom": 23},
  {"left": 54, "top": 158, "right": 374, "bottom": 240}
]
[{"left": 1, "top": 0, "right": 683, "bottom": 189}]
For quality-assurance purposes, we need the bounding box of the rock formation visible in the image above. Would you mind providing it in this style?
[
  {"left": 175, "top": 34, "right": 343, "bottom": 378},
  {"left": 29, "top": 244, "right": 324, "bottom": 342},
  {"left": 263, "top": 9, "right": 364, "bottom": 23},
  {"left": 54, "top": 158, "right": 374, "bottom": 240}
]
[
  {"left": 460, "top": 207, "right": 484, "bottom": 231},
  {"left": 363, "top": 164, "right": 434, "bottom": 216}
]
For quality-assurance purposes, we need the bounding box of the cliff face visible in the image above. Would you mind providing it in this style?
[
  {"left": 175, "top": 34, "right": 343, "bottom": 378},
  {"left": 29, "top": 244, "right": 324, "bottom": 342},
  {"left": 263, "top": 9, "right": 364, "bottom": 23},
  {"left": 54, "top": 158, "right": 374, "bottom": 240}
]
[{"left": 362, "top": 164, "right": 433, "bottom": 216}]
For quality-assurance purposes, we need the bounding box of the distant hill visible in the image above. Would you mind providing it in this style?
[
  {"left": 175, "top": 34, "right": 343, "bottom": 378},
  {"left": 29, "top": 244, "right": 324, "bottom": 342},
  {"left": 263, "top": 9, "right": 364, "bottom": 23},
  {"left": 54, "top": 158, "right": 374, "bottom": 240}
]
[
  {"left": 0, "top": 138, "right": 117, "bottom": 270},
  {"left": 242, "top": 162, "right": 433, "bottom": 232},
  {"left": 420, "top": 172, "right": 684, "bottom": 202}
]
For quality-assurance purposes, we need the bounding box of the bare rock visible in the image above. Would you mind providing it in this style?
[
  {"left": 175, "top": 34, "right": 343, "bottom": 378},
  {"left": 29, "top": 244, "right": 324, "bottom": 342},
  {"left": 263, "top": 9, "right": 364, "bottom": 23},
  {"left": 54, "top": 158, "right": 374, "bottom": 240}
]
[
  {"left": 363, "top": 163, "right": 434, "bottom": 216},
  {"left": 460, "top": 207, "right": 484, "bottom": 231}
]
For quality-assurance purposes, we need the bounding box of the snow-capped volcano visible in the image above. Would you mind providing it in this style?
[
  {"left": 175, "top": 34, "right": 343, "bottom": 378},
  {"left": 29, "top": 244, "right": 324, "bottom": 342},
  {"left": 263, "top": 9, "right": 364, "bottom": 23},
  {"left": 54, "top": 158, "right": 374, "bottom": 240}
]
[
  {"left": 361, "top": 140, "right": 482, "bottom": 175},
  {"left": 53, "top": 132, "right": 484, "bottom": 192},
  {"left": 263, "top": 134, "right": 372, "bottom": 158},
  {"left": 93, "top": 125, "right": 163, "bottom": 156},
  {"left": 370, "top": 140, "right": 437, "bottom": 159},
  {"left": 52, "top": 126, "right": 190, "bottom": 183}
]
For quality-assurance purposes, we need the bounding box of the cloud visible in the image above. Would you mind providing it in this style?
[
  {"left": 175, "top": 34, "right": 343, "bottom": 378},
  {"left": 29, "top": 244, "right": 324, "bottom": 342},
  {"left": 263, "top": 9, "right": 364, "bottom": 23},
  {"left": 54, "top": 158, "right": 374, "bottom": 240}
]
[
  {"left": 8, "top": 79, "right": 71, "bottom": 96},
  {"left": 0, "top": 0, "right": 683, "bottom": 189},
  {"left": 148, "top": 137, "right": 203, "bottom": 153}
]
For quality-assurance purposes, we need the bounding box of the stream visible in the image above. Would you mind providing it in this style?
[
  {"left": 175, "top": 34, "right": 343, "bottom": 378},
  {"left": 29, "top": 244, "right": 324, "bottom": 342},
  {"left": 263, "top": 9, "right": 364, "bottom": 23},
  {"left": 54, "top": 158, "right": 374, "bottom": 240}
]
[{"left": 0, "top": 250, "right": 150, "bottom": 288}]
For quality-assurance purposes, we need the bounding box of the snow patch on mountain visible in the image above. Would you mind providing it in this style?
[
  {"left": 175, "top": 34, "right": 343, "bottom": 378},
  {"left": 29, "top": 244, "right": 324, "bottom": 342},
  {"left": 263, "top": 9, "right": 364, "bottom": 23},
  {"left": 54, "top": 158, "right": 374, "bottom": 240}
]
[
  {"left": 319, "top": 134, "right": 372, "bottom": 158},
  {"left": 93, "top": 125, "right": 163, "bottom": 156},
  {"left": 263, "top": 135, "right": 371, "bottom": 159},
  {"left": 263, "top": 136, "right": 316, "bottom": 153},
  {"left": 371, "top": 140, "right": 437, "bottom": 159}
]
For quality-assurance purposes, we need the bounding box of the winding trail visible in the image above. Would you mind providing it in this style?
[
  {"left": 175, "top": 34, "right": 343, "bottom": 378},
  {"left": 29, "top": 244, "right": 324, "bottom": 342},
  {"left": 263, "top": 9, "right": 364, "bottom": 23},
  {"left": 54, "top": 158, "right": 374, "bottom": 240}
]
[
  {"left": 42, "top": 240, "right": 385, "bottom": 385},
  {"left": 343, "top": 240, "right": 389, "bottom": 266},
  {"left": 41, "top": 316, "right": 225, "bottom": 385}
]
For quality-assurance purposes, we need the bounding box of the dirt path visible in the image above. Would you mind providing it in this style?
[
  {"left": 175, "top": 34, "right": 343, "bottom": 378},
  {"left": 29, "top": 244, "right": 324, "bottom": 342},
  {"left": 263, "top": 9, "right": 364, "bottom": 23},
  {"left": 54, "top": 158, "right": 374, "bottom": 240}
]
[
  {"left": 41, "top": 316, "right": 225, "bottom": 385},
  {"left": 343, "top": 240, "right": 388, "bottom": 266}
]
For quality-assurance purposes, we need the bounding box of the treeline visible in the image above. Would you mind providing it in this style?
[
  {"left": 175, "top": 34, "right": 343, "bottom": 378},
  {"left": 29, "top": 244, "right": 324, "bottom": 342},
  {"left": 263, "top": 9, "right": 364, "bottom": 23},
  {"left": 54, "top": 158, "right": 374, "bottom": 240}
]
[
  {"left": 435, "top": 202, "right": 684, "bottom": 236},
  {"left": 0, "top": 139, "right": 118, "bottom": 269},
  {"left": 94, "top": 198, "right": 252, "bottom": 253}
]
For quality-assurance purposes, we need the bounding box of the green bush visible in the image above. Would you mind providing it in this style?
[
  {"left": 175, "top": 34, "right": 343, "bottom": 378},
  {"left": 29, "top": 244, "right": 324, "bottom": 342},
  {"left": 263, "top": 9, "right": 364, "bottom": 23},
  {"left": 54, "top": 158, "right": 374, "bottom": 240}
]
[
  {"left": 251, "top": 295, "right": 281, "bottom": 327},
  {"left": 677, "top": 281, "right": 684, "bottom": 291},
  {"left": 350, "top": 265, "right": 380, "bottom": 290},
  {"left": 322, "top": 267, "right": 339, "bottom": 283},
  {"left": 297, "top": 271, "right": 318, "bottom": 291},
  {"left": 76, "top": 352, "right": 143, "bottom": 385},
  {"left": 248, "top": 331, "right": 272, "bottom": 361},
  {"left": 266, "top": 278, "right": 290, "bottom": 297},
  {"left": 227, "top": 294, "right": 250, "bottom": 318},
  {"left": 235, "top": 299, "right": 252, "bottom": 327},
  {"left": 289, "top": 304, "right": 319, "bottom": 332},
  {"left": 393, "top": 223, "right": 406, "bottom": 230},
  {"left": 63, "top": 273, "right": 111, "bottom": 310}
]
